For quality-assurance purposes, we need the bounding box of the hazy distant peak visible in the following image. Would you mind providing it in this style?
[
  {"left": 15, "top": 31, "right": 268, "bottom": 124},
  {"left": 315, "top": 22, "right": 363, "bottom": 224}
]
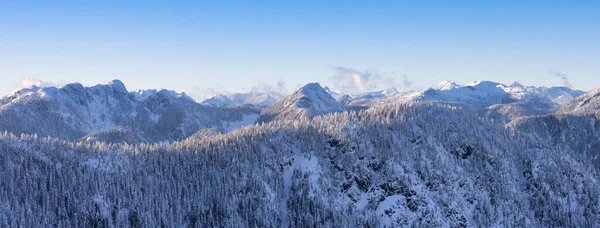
[
  {"left": 509, "top": 81, "right": 524, "bottom": 87},
  {"left": 201, "top": 90, "right": 283, "bottom": 109},
  {"left": 382, "top": 87, "right": 399, "bottom": 95}
]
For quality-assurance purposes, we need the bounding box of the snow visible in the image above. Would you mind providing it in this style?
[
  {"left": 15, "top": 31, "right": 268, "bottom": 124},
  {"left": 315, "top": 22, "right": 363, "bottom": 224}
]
[
  {"left": 292, "top": 154, "right": 321, "bottom": 188},
  {"left": 434, "top": 80, "right": 460, "bottom": 91},
  {"left": 149, "top": 113, "right": 161, "bottom": 124},
  {"left": 281, "top": 154, "right": 322, "bottom": 228},
  {"left": 132, "top": 89, "right": 157, "bottom": 101},
  {"left": 0, "top": 85, "right": 599, "bottom": 227},
  {"left": 93, "top": 194, "right": 111, "bottom": 219},
  {"left": 263, "top": 181, "right": 276, "bottom": 201},
  {"left": 557, "top": 87, "right": 600, "bottom": 115},
  {"left": 336, "top": 80, "right": 581, "bottom": 112},
  {"left": 376, "top": 194, "right": 405, "bottom": 225}
]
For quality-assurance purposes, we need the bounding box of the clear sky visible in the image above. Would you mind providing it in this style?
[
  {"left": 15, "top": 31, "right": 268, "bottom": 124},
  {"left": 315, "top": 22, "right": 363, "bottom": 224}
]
[{"left": 1, "top": 1, "right": 599, "bottom": 99}]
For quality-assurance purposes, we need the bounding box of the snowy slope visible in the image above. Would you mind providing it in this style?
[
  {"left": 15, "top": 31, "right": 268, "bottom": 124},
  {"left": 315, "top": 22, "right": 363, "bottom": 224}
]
[
  {"left": 259, "top": 83, "right": 345, "bottom": 122},
  {"left": 3, "top": 101, "right": 600, "bottom": 227},
  {"left": 557, "top": 87, "right": 600, "bottom": 116}
]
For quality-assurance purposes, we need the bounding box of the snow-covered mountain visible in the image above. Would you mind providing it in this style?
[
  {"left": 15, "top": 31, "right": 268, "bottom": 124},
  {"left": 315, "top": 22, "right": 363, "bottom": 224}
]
[
  {"left": 557, "top": 87, "right": 600, "bottom": 116},
  {"left": 1, "top": 79, "right": 600, "bottom": 227},
  {"left": 0, "top": 79, "right": 588, "bottom": 142},
  {"left": 3, "top": 101, "right": 600, "bottom": 227},
  {"left": 201, "top": 91, "right": 284, "bottom": 109},
  {"left": 324, "top": 81, "right": 582, "bottom": 121},
  {"left": 407, "top": 80, "right": 582, "bottom": 107},
  {"left": 374, "top": 80, "right": 585, "bottom": 122},
  {"left": 336, "top": 88, "right": 400, "bottom": 109},
  {"left": 259, "top": 83, "right": 345, "bottom": 123},
  {"left": 0, "top": 80, "right": 259, "bottom": 142}
]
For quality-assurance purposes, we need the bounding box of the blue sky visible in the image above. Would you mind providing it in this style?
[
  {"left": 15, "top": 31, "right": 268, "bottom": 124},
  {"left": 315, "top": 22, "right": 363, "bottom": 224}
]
[{"left": 1, "top": 1, "right": 599, "bottom": 99}]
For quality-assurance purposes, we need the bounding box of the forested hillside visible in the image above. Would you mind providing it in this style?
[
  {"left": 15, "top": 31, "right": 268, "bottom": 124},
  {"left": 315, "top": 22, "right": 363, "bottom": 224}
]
[{"left": 1, "top": 102, "right": 598, "bottom": 227}]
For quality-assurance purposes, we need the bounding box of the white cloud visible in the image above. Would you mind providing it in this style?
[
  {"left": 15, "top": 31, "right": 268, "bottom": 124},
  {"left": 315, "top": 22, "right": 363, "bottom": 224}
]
[
  {"left": 550, "top": 71, "right": 573, "bottom": 88},
  {"left": 251, "top": 79, "right": 288, "bottom": 95},
  {"left": 329, "top": 67, "right": 407, "bottom": 94},
  {"left": 20, "top": 78, "right": 56, "bottom": 88}
]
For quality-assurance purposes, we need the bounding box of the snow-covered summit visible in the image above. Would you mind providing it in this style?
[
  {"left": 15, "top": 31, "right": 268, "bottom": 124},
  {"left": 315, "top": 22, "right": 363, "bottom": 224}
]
[
  {"left": 415, "top": 80, "right": 512, "bottom": 107},
  {"left": 133, "top": 89, "right": 195, "bottom": 103},
  {"left": 259, "top": 83, "right": 344, "bottom": 122},
  {"left": 107, "top": 79, "right": 128, "bottom": 94},
  {"left": 433, "top": 80, "right": 460, "bottom": 91}
]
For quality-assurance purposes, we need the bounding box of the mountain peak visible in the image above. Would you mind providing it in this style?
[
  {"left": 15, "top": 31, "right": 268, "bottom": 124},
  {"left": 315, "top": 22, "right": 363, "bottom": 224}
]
[
  {"left": 299, "top": 82, "right": 324, "bottom": 92},
  {"left": 434, "top": 80, "right": 459, "bottom": 90},
  {"left": 108, "top": 79, "right": 128, "bottom": 94},
  {"left": 382, "top": 87, "right": 398, "bottom": 95},
  {"left": 259, "top": 82, "right": 344, "bottom": 122},
  {"left": 293, "top": 83, "right": 336, "bottom": 110},
  {"left": 60, "top": 82, "right": 85, "bottom": 91},
  {"left": 509, "top": 81, "right": 524, "bottom": 87},
  {"left": 466, "top": 80, "right": 503, "bottom": 89}
]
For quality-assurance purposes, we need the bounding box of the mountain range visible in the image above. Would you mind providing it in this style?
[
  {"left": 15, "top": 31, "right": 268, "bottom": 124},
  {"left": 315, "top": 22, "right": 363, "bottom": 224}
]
[
  {"left": 1, "top": 79, "right": 599, "bottom": 227},
  {"left": 0, "top": 80, "right": 259, "bottom": 142},
  {"left": 0, "top": 79, "right": 591, "bottom": 143}
]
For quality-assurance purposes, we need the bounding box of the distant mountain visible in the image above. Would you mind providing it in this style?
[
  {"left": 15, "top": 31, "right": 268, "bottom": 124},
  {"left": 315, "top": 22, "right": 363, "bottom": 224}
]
[
  {"left": 201, "top": 91, "right": 284, "bottom": 109},
  {"left": 335, "top": 88, "right": 399, "bottom": 110},
  {"left": 320, "top": 80, "right": 586, "bottom": 122},
  {"left": 259, "top": 83, "right": 345, "bottom": 122},
  {"left": 409, "top": 80, "right": 583, "bottom": 107},
  {"left": 557, "top": 87, "right": 600, "bottom": 116},
  {"left": 0, "top": 80, "right": 259, "bottom": 142},
  {"left": 383, "top": 80, "right": 584, "bottom": 122},
  {"left": 0, "top": 79, "right": 591, "bottom": 142},
  {"left": 323, "top": 80, "right": 583, "bottom": 121}
]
